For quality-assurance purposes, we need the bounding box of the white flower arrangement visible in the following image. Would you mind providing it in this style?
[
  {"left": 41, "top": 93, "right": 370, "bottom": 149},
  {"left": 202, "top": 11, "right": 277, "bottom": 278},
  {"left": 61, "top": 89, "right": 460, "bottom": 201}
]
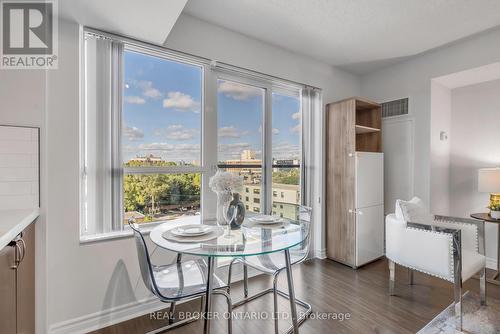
[{"left": 209, "top": 170, "right": 243, "bottom": 193}]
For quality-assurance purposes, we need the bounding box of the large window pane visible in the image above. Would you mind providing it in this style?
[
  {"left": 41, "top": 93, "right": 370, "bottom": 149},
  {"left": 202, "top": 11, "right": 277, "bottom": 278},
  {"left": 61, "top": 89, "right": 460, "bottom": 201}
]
[
  {"left": 122, "top": 50, "right": 202, "bottom": 167},
  {"left": 123, "top": 173, "right": 201, "bottom": 225},
  {"left": 217, "top": 79, "right": 264, "bottom": 213},
  {"left": 272, "top": 93, "right": 301, "bottom": 219}
]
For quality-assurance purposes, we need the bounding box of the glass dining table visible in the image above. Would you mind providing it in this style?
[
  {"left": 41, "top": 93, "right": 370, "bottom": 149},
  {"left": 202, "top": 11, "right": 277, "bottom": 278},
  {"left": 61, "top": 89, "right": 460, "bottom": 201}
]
[{"left": 149, "top": 215, "right": 309, "bottom": 334}]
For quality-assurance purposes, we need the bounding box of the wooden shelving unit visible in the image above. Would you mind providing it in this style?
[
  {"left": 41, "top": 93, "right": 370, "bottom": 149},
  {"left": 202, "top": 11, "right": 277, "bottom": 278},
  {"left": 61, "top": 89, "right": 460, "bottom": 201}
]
[
  {"left": 325, "top": 97, "right": 383, "bottom": 268},
  {"left": 354, "top": 98, "right": 382, "bottom": 153}
]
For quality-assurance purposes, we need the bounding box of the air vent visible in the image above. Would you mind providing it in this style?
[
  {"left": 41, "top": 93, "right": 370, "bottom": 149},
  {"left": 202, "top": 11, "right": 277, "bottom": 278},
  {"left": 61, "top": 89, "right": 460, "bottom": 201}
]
[{"left": 381, "top": 98, "right": 408, "bottom": 118}]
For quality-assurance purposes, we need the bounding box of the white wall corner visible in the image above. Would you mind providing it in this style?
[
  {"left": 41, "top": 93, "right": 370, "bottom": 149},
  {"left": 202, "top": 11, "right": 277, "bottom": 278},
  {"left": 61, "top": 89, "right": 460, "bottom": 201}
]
[{"left": 314, "top": 248, "right": 327, "bottom": 259}]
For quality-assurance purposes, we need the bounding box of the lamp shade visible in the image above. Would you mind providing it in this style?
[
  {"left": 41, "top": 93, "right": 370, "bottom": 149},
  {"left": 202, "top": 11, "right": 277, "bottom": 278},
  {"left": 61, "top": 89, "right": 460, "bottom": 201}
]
[{"left": 478, "top": 167, "right": 500, "bottom": 193}]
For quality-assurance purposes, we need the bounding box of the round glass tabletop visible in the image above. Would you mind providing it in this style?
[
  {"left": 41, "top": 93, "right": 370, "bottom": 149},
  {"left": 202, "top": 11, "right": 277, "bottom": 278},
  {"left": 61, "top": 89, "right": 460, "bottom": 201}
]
[{"left": 149, "top": 215, "right": 309, "bottom": 257}]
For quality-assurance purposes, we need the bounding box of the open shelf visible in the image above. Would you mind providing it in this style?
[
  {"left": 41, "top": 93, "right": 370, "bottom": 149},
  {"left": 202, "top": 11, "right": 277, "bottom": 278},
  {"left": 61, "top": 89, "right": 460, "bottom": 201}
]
[{"left": 355, "top": 125, "right": 380, "bottom": 134}]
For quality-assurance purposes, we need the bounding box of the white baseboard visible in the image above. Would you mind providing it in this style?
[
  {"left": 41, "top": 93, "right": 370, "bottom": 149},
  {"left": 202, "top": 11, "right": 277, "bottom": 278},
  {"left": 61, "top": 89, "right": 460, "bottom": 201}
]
[
  {"left": 48, "top": 296, "right": 169, "bottom": 334},
  {"left": 314, "top": 248, "right": 326, "bottom": 259},
  {"left": 48, "top": 266, "right": 262, "bottom": 334}
]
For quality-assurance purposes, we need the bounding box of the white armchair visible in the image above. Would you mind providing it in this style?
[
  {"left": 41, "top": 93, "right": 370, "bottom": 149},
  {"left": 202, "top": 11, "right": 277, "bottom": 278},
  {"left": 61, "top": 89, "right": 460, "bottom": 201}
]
[{"left": 386, "top": 198, "right": 487, "bottom": 331}]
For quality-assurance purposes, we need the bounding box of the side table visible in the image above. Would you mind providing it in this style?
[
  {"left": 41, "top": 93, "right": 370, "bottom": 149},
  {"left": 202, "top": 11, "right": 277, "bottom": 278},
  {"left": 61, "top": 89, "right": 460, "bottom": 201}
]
[{"left": 471, "top": 213, "right": 500, "bottom": 286}]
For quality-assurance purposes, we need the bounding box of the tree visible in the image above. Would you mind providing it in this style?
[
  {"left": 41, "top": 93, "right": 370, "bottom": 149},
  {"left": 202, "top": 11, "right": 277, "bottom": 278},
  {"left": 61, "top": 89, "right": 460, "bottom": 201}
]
[
  {"left": 142, "top": 174, "right": 169, "bottom": 214},
  {"left": 273, "top": 168, "right": 300, "bottom": 185}
]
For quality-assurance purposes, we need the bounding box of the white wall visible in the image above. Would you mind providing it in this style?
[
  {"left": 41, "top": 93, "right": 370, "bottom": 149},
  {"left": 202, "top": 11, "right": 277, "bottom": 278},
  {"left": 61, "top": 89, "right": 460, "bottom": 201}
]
[
  {"left": 165, "top": 14, "right": 361, "bottom": 258},
  {"left": 449, "top": 79, "right": 500, "bottom": 267},
  {"left": 430, "top": 81, "right": 452, "bottom": 214},
  {"left": 165, "top": 14, "right": 360, "bottom": 103},
  {"left": 361, "top": 26, "right": 500, "bottom": 207},
  {"left": 0, "top": 57, "right": 48, "bottom": 333},
  {"left": 38, "top": 15, "right": 360, "bottom": 333}
]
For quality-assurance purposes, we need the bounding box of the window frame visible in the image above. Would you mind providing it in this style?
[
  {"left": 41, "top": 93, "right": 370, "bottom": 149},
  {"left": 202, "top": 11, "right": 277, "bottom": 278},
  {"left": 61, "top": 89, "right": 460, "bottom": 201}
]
[
  {"left": 121, "top": 44, "right": 208, "bottom": 229},
  {"left": 213, "top": 70, "right": 304, "bottom": 216},
  {"left": 80, "top": 27, "right": 311, "bottom": 242}
]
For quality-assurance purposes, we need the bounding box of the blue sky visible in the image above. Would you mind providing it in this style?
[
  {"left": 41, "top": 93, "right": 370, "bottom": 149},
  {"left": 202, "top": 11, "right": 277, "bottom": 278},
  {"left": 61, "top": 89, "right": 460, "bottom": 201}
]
[{"left": 122, "top": 50, "right": 300, "bottom": 164}]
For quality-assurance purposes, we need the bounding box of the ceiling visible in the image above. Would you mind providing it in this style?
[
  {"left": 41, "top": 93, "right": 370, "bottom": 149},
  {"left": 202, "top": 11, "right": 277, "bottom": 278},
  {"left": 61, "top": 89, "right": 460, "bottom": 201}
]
[
  {"left": 184, "top": 0, "right": 500, "bottom": 75},
  {"left": 59, "top": 0, "right": 188, "bottom": 45}
]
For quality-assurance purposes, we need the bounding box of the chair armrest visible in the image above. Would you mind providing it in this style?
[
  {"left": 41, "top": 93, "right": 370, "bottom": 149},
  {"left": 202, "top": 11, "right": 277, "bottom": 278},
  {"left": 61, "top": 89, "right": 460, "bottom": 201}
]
[
  {"left": 407, "top": 221, "right": 461, "bottom": 235},
  {"left": 434, "top": 215, "right": 485, "bottom": 255},
  {"left": 406, "top": 221, "right": 462, "bottom": 282}
]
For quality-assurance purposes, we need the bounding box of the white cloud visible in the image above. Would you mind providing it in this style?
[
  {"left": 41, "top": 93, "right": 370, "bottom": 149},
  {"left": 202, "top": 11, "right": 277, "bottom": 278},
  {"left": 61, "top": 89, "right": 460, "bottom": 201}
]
[
  {"left": 167, "top": 124, "right": 183, "bottom": 131},
  {"left": 273, "top": 142, "right": 300, "bottom": 160},
  {"left": 292, "top": 112, "right": 300, "bottom": 120},
  {"left": 166, "top": 129, "right": 198, "bottom": 141},
  {"left": 124, "top": 96, "right": 146, "bottom": 105},
  {"left": 127, "top": 80, "right": 163, "bottom": 99},
  {"left": 123, "top": 125, "right": 144, "bottom": 141},
  {"left": 137, "top": 80, "right": 162, "bottom": 99},
  {"left": 163, "top": 92, "right": 200, "bottom": 113},
  {"left": 218, "top": 81, "right": 262, "bottom": 101},
  {"left": 290, "top": 124, "right": 301, "bottom": 134},
  {"left": 153, "top": 124, "right": 199, "bottom": 141},
  {"left": 218, "top": 142, "right": 253, "bottom": 160},
  {"left": 218, "top": 126, "right": 252, "bottom": 138}
]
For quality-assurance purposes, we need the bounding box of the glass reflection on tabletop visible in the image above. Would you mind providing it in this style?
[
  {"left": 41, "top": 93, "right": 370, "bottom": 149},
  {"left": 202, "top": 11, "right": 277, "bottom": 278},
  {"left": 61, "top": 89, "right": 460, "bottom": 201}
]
[{"left": 149, "top": 215, "right": 307, "bottom": 258}]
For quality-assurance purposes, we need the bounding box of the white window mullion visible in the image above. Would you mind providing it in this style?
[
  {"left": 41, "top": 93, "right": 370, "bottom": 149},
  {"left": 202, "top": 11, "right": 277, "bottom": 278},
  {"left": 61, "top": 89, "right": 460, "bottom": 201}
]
[
  {"left": 111, "top": 40, "right": 124, "bottom": 231},
  {"left": 263, "top": 87, "right": 273, "bottom": 215},
  {"left": 203, "top": 66, "right": 219, "bottom": 221}
]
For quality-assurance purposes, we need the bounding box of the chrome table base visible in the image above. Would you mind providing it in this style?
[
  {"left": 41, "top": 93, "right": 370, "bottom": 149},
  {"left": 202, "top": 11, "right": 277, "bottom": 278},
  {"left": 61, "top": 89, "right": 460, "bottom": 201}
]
[
  {"left": 228, "top": 249, "right": 311, "bottom": 334},
  {"left": 232, "top": 287, "right": 312, "bottom": 334}
]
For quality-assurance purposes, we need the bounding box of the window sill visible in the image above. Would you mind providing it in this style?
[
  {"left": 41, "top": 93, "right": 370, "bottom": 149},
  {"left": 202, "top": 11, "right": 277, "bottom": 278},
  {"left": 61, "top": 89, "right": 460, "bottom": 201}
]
[{"left": 80, "top": 215, "right": 209, "bottom": 244}]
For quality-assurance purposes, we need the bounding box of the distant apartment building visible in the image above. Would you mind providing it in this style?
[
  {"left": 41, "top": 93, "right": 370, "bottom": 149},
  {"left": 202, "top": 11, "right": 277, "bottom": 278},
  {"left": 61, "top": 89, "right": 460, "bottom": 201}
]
[
  {"left": 242, "top": 183, "right": 300, "bottom": 219},
  {"left": 221, "top": 149, "right": 300, "bottom": 219},
  {"left": 241, "top": 150, "right": 256, "bottom": 160}
]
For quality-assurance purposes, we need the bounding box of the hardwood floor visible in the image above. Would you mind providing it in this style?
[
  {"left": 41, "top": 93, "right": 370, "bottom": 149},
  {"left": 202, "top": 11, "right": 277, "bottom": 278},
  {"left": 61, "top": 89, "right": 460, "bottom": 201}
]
[{"left": 92, "top": 258, "right": 500, "bottom": 334}]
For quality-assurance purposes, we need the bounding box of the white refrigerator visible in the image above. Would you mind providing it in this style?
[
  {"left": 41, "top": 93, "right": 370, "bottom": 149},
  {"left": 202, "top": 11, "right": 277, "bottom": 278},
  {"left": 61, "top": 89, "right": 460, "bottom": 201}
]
[{"left": 354, "top": 152, "right": 384, "bottom": 267}]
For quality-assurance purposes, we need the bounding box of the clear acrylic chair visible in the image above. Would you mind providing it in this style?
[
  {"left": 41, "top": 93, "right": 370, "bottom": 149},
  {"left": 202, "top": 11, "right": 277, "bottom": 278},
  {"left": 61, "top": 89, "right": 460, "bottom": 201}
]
[
  {"left": 227, "top": 205, "right": 313, "bottom": 334},
  {"left": 130, "top": 221, "right": 233, "bottom": 334}
]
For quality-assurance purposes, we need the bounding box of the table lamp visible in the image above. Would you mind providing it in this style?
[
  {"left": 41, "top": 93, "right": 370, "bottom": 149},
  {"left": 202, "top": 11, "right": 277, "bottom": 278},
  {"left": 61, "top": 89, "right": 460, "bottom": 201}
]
[{"left": 478, "top": 167, "right": 500, "bottom": 209}]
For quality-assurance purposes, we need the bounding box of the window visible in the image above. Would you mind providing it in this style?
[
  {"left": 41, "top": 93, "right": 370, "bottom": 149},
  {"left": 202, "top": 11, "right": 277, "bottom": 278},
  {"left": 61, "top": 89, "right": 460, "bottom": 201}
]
[
  {"left": 81, "top": 28, "right": 318, "bottom": 239},
  {"left": 272, "top": 92, "right": 301, "bottom": 219},
  {"left": 122, "top": 50, "right": 203, "bottom": 226},
  {"left": 216, "top": 79, "right": 264, "bottom": 212},
  {"left": 82, "top": 30, "right": 206, "bottom": 237}
]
